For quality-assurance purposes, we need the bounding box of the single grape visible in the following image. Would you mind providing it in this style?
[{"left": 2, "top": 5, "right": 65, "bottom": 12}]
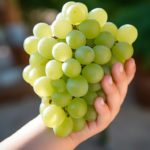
[
  {"left": 67, "top": 97, "right": 87, "bottom": 118},
  {"left": 46, "top": 60, "right": 63, "bottom": 80},
  {"left": 97, "top": 90, "right": 106, "bottom": 101},
  {"left": 52, "top": 20, "right": 72, "bottom": 39},
  {"left": 82, "top": 63, "right": 104, "bottom": 83},
  {"left": 66, "top": 30, "right": 86, "bottom": 49},
  {"left": 101, "top": 22, "right": 118, "bottom": 39},
  {"left": 112, "top": 42, "right": 134, "bottom": 62},
  {"left": 93, "top": 45, "right": 111, "bottom": 65},
  {"left": 51, "top": 79, "right": 66, "bottom": 92},
  {"left": 83, "top": 90, "right": 98, "bottom": 105},
  {"left": 75, "top": 46, "right": 95, "bottom": 65},
  {"left": 22, "top": 65, "right": 33, "bottom": 84},
  {"left": 62, "top": 58, "right": 81, "bottom": 78},
  {"left": 78, "top": 19, "right": 100, "bottom": 39},
  {"left": 84, "top": 106, "right": 97, "bottom": 122},
  {"left": 117, "top": 24, "right": 138, "bottom": 44},
  {"left": 109, "top": 56, "right": 120, "bottom": 67},
  {"left": 52, "top": 42, "right": 72, "bottom": 62},
  {"left": 33, "top": 76, "right": 54, "bottom": 97},
  {"left": 38, "top": 37, "right": 58, "bottom": 59},
  {"left": 56, "top": 13, "right": 64, "bottom": 21},
  {"left": 89, "top": 83, "right": 101, "bottom": 92},
  {"left": 72, "top": 118, "right": 86, "bottom": 132},
  {"left": 42, "top": 105, "right": 65, "bottom": 128},
  {"left": 94, "top": 31, "right": 115, "bottom": 48},
  {"left": 88, "top": 8, "right": 107, "bottom": 27},
  {"left": 67, "top": 75, "right": 88, "bottom": 97},
  {"left": 53, "top": 116, "right": 73, "bottom": 137},
  {"left": 23, "top": 36, "right": 39, "bottom": 55},
  {"left": 29, "top": 52, "right": 48, "bottom": 67},
  {"left": 52, "top": 91, "right": 72, "bottom": 107},
  {"left": 33, "top": 23, "right": 52, "bottom": 38}
]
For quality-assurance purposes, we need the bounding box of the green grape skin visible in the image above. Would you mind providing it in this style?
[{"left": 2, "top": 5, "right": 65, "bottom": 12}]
[
  {"left": 82, "top": 63, "right": 104, "bottom": 84},
  {"left": 46, "top": 60, "right": 63, "bottom": 80},
  {"left": 22, "top": 65, "right": 33, "bottom": 84},
  {"left": 84, "top": 106, "right": 97, "bottom": 122},
  {"left": 75, "top": 46, "right": 95, "bottom": 65},
  {"left": 83, "top": 90, "right": 98, "bottom": 105},
  {"left": 42, "top": 105, "right": 65, "bottom": 128},
  {"left": 51, "top": 79, "right": 66, "bottom": 92},
  {"left": 117, "top": 24, "right": 138, "bottom": 44},
  {"left": 52, "top": 42, "right": 72, "bottom": 62},
  {"left": 33, "top": 76, "right": 54, "bottom": 97},
  {"left": 93, "top": 45, "right": 111, "bottom": 65},
  {"left": 61, "top": 75, "right": 68, "bottom": 82},
  {"left": 52, "top": 91, "right": 72, "bottom": 107},
  {"left": 62, "top": 58, "right": 81, "bottom": 78},
  {"left": 78, "top": 19, "right": 100, "bottom": 39},
  {"left": 66, "top": 30, "right": 86, "bottom": 49},
  {"left": 97, "top": 90, "right": 106, "bottom": 101},
  {"left": 88, "top": 8, "right": 107, "bottom": 27},
  {"left": 39, "top": 102, "right": 50, "bottom": 114},
  {"left": 94, "top": 31, "right": 115, "bottom": 48},
  {"left": 33, "top": 23, "right": 52, "bottom": 38},
  {"left": 29, "top": 52, "right": 48, "bottom": 67},
  {"left": 52, "top": 20, "right": 72, "bottom": 39},
  {"left": 56, "top": 13, "right": 64, "bottom": 21},
  {"left": 38, "top": 37, "right": 58, "bottom": 59},
  {"left": 109, "top": 56, "right": 120, "bottom": 67},
  {"left": 67, "top": 97, "right": 87, "bottom": 118},
  {"left": 89, "top": 83, "right": 101, "bottom": 92},
  {"left": 66, "top": 75, "right": 88, "bottom": 97},
  {"left": 112, "top": 42, "right": 134, "bottom": 62},
  {"left": 102, "top": 64, "right": 111, "bottom": 75},
  {"left": 42, "top": 97, "right": 51, "bottom": 105},
  {"left": 23, "top": 36, "right": 39, "bottom": 55},
  {"left": 53, "top": 116, "right": 73, "bottom": 137},
  {"left": 72, "top": 118, "right": 86, "bottom": 132}
]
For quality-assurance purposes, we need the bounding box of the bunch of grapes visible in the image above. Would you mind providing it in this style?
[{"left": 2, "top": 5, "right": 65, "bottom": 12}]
[{"left": 23, "top": 1, "right": 138, "bottom": 137}]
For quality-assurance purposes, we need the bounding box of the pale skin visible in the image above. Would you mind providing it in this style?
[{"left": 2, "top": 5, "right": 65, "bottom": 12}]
[{"left": 0, "top": 58, "right": 136, "bottom": 150}]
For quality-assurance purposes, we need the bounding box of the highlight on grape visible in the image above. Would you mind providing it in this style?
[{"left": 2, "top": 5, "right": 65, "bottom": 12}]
[{"left": 22, "top": 1, "right": 138, "bottom": 137}]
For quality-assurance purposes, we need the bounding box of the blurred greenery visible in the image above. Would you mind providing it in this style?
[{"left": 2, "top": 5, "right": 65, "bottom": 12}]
[{"left": 17, "top": 0, "right": 150, "bottom": 71}]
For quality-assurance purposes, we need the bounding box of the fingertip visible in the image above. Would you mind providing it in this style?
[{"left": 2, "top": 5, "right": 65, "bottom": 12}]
[{"left": 94, "top": 97, "right": 105, "bottom": 113}]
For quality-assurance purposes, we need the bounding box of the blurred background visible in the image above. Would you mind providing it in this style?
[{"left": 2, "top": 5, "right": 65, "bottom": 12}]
[{"left": 0, "top": 0, "right": 150, "bottom": 149}]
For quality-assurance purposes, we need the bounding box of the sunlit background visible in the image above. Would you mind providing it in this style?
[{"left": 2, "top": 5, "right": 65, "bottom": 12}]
[{"left": 0, "top": 0, "right": 150, "bottom": 150}]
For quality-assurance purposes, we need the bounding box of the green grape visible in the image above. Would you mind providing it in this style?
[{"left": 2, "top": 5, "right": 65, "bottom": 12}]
[
  {"left": 29, "top": 52, "right": 48, "bottom": 67},
  {"left": 52, "top": 20, "right": 72, "bottom": 39},
  {"left": 53, "top": 116, "right": 73, "bottom": 137},
  {"left": 67, "top": 75, "right": 88, "bottom": 97},
  {"left": 38, "top": 37, "right": 58, "bottom": 59},
  {"left": 89, "top": 83, "right": 101, "bottom": 92},
  {"left": 29, "top": 66, "right": 45, "bottom": 86},
  {"left": 78, "top": 19, "right": 100, "bottom": 39},
  {"left": 62, "top": 58, "right": 81, "bottom": 78},
  {"left": 101, "top": 22, "right": 118, "bottom": 39},
  {"left": 56, "top": 13, "right": 64, "bottom": 21},
  {"left": 102, "top": 64, "right": 111, "bottom": 75},
  {"left": 75, "top": 46, "right": 95, "bottom": 65},
  {"left": 94, "top": 31, "right": 115, "bottom": 48},
  {"left": 33, "top": 23, "right": 52, "bottom": 38},
  {"left": 52, "top": 91, "right": 72, "bottom": 107},
  {"left": 46, "top": 60, "right": 63, "bottom": 80},
  {"left": 42, "top": 105, "right": 65, "bottom": 128},
  {"left": 109, "top": 56, "right": 120, "bottom": 67},
  {"left": 112, "top": 42, "right": 134, "bottom": 62},
  {"left": 39, "top": 102, "right": 50, "bottom": 114},
  {"left": 117, "top": 24, "right": 138, "bottom": 44},
  {"left": 66, "top": 30, "right": 86, "bottom": 49},
  {"left": 67, "top": 97, "right": 87, "bottom": 118},
  {"left": 88, "top": 8, "right": 107, "bottom": 27},
  {"left": 42, "top": 97, "right": 51, "bottom": 105},
  {"left": 33, "top": 76, "right": 54, "bottom": 97},
  {"left": 52, "top": 42, "right": 72, "bottom": 62},
  {"left": 83, "top": 90, "right": 98, "bottom": 105},
  {"left": 22, "top": 65, "right": 33, "bottom": 84},
  {"left": 97, "top": 90, "right": 106, "bottom": 101},
  {"left": 82, "top": 63, "right": 104, "bottom": 83},
  {"left": 84, "top": 106, "right": 97, "bottom": 122},
  {"left": 93, "top": 45, "right": 111, "bottom": 65},
  {"left": 23, "top": 36, "right": 39, "bottom": 55},
  {"left": 51, "top": 79, "right": 66, "bottom": 92},
  {"left": 72, "top": 118, "right": 86, "bottom": 132},
  {"left": 66, "top": 3, "right": 88, "bottom": 25}
]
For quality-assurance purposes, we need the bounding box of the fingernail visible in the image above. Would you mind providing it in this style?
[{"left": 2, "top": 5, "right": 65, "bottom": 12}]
[
  {"left": 118, "top": 63, "right": 123, "bottom": 72},
  {"left": 98, "top": 97, "right": 104, "bottom": 105},
  {"left": 107, "top": 76, "right": 113, "bottom": 85}
]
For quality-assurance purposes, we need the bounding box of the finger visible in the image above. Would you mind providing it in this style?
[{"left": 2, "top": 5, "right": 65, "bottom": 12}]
[
  {"left": 112, "top": 62, "right": 128, "bottom": 101},
  {"left": 101, "top": 75, "right": 120, "bottom": 115},
  {"left": 125, "top": 58, "right": 136, "bottom": 84}
]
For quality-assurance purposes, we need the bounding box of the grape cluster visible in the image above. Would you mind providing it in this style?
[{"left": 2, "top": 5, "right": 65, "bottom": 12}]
[{"left": 23, "top": 1, "right": 138, "bottom": 137}]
